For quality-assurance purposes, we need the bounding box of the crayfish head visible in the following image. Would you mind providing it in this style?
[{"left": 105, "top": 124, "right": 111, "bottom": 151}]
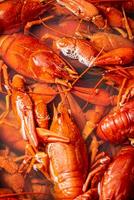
[
  {"left": 50, "top": 103, "right": 75, "bottom": 137},
  {"left": 52, "top": 103, "right": 70, "bottom": 123},
  {"left": 56, "top": 37, "right": 75, "bottom": 48},
  {"left": 56, "top": 37, "right": 77, "bottom": 59}
]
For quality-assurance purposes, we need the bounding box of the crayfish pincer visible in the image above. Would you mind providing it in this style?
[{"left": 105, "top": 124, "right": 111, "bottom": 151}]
[{"left": 0, "top": 33, "right": 78, "bottom": 87}]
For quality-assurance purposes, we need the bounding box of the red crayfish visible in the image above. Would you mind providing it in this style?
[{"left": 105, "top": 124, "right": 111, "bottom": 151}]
[
  {"left": 37, "top": 102, "right": 110, "bottom": 199},
  {"left": 97, "top": 100, "right": 134, "bottom": 144},
  {"left": 0, "top": 0, "right": 54, "bottom": 34},
  {"left": 99, "top": 146, "right": 134, "bottom": 200},
  {"left": 0, "top": 33, "right": 78, "bottom": 87}
]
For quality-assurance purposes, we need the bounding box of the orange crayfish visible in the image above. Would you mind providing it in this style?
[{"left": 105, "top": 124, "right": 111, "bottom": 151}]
[
  {"left": 56, "top": 0, "right": 106, "bottom": 29},
  {"left": 1, "top": 74, "right": 72, "bottom": 179},
  {"left": 56, "top": 0, "right": 134, "bottom": 39},
  {"left": 42, "top": 33, "right": 134, "bottom": 67},
  {"left": 4, "top": 74, "right": 68, "bottom": 147},
  {"left": 0, "top": 0, "right": 54, "bottom": 34},
  {"left": 56, "top": 37, "right": 134, "bottom": 66},
  {"left": 37, "top": 102, "right": 111, "bottom": 199},
  {"left": 99, "top": 146, "right": 134, "bottom": 200},
  {"left": 0, "top": 33, "right": 78, "bottom": 87}
]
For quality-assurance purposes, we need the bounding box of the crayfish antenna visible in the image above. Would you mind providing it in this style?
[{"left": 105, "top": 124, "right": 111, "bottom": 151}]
[
  {"left": 57, "top": 85, "right": 71, "bottom": 109},
  {"left": 114, "top": 27, "right": 128, "bottom": 38},
  {"left": 52, "top": 103, "right": 58, "bottom": 120},
  {"left": 0, "top": 63, "right": 12, "bottom": 122},
  {"left": 75, "top": 30, "right": 92, "bottom": 40},
  {"left": 122, "top": 6, "right": 134, "bottom": 40},
  {"left": 57, "top": 84, "right": 86, "bottom": 131},
  {"left": 117, "top": 78, "right": 128, "bottom": 108},
  {"left": 41, "top": 20, "right": 73, "bottom": 38},
  {"left": 0, "top": 191, "right": 50, "bottom": 198},
  {"left": 24, "top": 15, "right": 54, "bottom": 34},
  {"left": 71, "top": 48, "right": 104, "bottom": 87},
  {"left": 74, "top": 18, "right": 83, "bottom": 33}
]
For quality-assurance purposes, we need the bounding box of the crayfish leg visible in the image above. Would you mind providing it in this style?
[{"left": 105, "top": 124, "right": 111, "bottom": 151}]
[
  {"left": 120, "top": 85, "right": 134, "bottom": 105},
  {"left": 89, "top": 135, "right": 104, "bottom": 165},
  {"left": 82, "top": 152, "right": 110, "bottom": 193},
  {"left": 74, "top": 188, "right": 98, "bottom": 200},
  {"left": 0, "top": 60, "right": 4, "bottom": 92},
  {"left": 0, "top": 64, "right": 11, "bottom": 122},
  {"left": 55, "top": 77, "right": 72, "bottom": 87},
  {"left": 117, "top": 77, "right": 128, "bottom": 108},
  {"left": 18, "top": 144, "right": 36, "bottom": 174},
  {"left": 57, "top": 85, "right": 86, "bottom": 131},
  {"left": 114, "top": 27, "right": 128, "bottom": 38},
  {"left": 92, "top": 15, "right": 106, "bottom": 30},
  {"left": 24, "top": 143, "right": 51, "bottom": 181},
  {"left": 36, "top": 127, "right": 70, "bottom": 143},
  {"left": 83, "top": 106, "right": 106, "bottom": 140},
  {"left": 122, "top": 7, "right": 134, "bottom": 40},
  {"left": 41, "top": 33, "right": 59, "bottom": 41},
  {"left": 33, "top": 152, "right": 51, "bottom": 181},
  {"left": 24, "top": 15, "right": 54, "bottom": 34}
]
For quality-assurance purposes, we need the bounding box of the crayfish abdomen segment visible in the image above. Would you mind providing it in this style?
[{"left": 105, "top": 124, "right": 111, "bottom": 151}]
[
  {"left": 47, "top": 141, "right": 88, "bottom": 199},
  {"left": 97, "top": 103, "right": 134, "bottom": 143},
  {"left": 53, "top": 172, "right": 84, "bottom": 199}
]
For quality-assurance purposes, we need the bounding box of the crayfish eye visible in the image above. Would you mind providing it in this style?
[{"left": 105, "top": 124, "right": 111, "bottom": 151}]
[
  {"left": 39, "top": 0, "right": 46, "bottom": 3},
  {"left": 57, "top": 112, "right": 62, "bottom": 124},
  {"left": 57, "top": 113, "right": 61, "bottom": 118},
  {"left": 57, "top": 39, "right": 67, "bottom": 48},
  {"left": 68, "top": 109, "right": 71, "bottom": 116}
]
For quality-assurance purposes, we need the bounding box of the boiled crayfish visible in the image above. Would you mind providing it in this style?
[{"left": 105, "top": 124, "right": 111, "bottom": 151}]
[{"left": 0, "top": 0, "right": 53, "bottom": 34}]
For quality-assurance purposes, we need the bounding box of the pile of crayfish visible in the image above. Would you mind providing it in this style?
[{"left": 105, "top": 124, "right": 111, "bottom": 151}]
[{"left": 0, "top": 0, "right": 134, "bottom": 199}]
